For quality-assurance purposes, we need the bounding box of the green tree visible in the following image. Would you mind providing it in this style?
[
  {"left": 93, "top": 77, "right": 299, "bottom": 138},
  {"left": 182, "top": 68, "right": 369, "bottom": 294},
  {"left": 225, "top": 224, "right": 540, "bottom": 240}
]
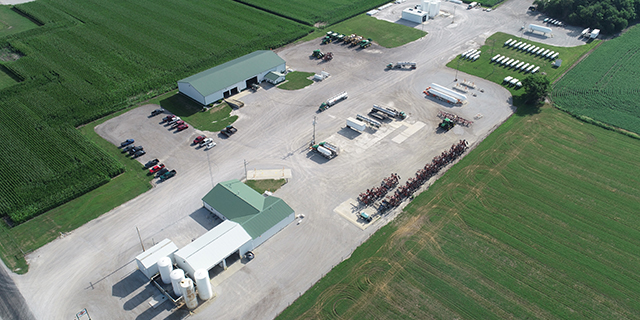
[{"left": 522, "top": 74, "right": 551, "bottom": 103}]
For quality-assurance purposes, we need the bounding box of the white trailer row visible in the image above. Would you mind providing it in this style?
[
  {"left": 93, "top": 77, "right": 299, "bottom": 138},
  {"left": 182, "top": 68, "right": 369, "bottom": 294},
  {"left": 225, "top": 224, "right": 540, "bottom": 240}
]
[
  {"left": 493, "top": 56, "right": 538, "bottom": 73},
  {"left": 424, "top": 83, "right": 467, "bottom": 105},
  {"left": 503, "top": 76, "right": 522, "bottom": 88},
  {"left": 461, "top": 49, "right": 481, "bottom": 61},
  {"left": 505, "top": 40, "right": 560, "bottom": 61}
]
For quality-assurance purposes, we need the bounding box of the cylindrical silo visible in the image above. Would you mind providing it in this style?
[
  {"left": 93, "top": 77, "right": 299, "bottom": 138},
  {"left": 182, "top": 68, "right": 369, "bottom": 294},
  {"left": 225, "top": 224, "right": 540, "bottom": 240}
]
[
  {"left": 194, "top": 269, "right": 214, "bottom": 300},
  {"left": 180, "top": 278, "right": 198, "bottom": 309},
  {"left": 157, "top": 257, "right": 173, "bottom": 284},
  {"left": 170, "top": 269, "right": 185, "bottom": 297}
]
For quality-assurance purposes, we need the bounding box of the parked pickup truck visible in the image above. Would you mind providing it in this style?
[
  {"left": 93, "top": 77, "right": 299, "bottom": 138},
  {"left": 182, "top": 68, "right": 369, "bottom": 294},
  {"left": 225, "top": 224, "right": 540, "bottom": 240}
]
[{"left": 220, "top": 125, "right": 237, "bottom": 137}]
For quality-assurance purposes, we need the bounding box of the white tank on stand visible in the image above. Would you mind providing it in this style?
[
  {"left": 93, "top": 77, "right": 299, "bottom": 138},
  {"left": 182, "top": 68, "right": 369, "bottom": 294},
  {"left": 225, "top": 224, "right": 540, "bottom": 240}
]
[
  {"left": 170, "top": 269, "right": 185, "bottom": 297},
  {"left": 194, "top": 269, "right": 214, "bottom": 300},
  {"left": 180, "top": 278, "right": 199, "bottom": 309},
  {"left": 157, "top": 257, "right": 173, "bottom": 284}
]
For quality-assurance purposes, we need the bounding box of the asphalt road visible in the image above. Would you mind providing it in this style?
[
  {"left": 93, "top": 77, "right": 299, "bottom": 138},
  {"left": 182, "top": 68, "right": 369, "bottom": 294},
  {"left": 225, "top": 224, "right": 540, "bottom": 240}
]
[{"left": 6, "top": 0, "right": 589, "bottom": 319}]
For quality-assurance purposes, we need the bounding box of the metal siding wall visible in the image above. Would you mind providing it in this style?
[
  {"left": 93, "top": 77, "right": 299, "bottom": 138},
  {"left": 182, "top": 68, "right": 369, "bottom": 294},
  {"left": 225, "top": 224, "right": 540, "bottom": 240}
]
[
  {"left": 136, "top": 259, "right": 151, "bottom": 279},
  {"left": 178, "top": 82, "right": 205, "bottom": 105},
  {"left": 251, "top": 211, "right": 295, "bottom": 248}
]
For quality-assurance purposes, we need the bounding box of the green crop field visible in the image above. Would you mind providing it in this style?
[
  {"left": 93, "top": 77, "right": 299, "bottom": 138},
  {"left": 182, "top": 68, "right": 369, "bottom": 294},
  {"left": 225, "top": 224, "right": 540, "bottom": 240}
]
[
  {"left": 0, "top": 0, "right": 310, "bottom": 224},
  {"left": 446, "top": 32, "right": 598, "bottom": 99},
  {"left": 553, "top": 25, "right": 640, "bottom": 135},
  {"left": 237, "top": 0, "right": 390, "bottom": 26},
  {"left": 278, "top": 105, "right": 640, "bottom": 319}
]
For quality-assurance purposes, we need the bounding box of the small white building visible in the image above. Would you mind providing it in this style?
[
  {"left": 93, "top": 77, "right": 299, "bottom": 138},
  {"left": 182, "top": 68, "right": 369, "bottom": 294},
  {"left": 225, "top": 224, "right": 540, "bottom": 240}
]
[
  {"left": 178, "top": 50, "right": 286, "bottom": 105},
  {"left": 135, "top": 239, "right": 179, "bottom": 279},
  {"left": 264, "top": 71, "right": 286, "bottom": 85},
  {"left": 402, "top": 8, "right": 428, "bottom": 23}
]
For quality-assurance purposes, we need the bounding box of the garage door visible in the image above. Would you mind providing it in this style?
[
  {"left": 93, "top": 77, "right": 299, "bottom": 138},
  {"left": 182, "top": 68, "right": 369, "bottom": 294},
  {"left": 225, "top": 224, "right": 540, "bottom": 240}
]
[{"left": 245, "top": 76, "right": 258, "bottom": 89}]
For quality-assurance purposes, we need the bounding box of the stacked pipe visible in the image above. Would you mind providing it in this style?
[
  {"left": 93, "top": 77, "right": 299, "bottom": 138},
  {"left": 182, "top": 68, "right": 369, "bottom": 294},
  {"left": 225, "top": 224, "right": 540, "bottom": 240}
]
[
  {"left": 379, "top": 140, "right": 469, "bottom": 213},
  {"left": 438, "top": 111, "right": 473, "bottom": 127},
  {"left": 358, "top": 173, "right": 400, "bottom": 205}
]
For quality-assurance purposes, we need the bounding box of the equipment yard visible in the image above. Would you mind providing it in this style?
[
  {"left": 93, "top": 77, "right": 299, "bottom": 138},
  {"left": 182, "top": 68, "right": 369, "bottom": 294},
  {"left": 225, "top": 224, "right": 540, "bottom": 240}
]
[{"left": 9, "top": 0, "right": 595, "bottom": 319}]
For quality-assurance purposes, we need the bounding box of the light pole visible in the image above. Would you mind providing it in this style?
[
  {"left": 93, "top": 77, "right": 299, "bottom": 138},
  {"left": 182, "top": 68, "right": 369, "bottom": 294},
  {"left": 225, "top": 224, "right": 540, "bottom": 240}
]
[
  {"left": 452, "top": 5, "right": 456, "bottom": 24},
  {"left": 311, "top": 116, "right": 317, "bottom": 145}
]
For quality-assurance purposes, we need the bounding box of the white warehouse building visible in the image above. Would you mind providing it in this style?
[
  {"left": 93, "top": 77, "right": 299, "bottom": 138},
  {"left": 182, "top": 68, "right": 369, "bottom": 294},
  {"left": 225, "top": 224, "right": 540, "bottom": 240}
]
[{"left": 178, "top": 50, "right": 286, "bottom": 105}]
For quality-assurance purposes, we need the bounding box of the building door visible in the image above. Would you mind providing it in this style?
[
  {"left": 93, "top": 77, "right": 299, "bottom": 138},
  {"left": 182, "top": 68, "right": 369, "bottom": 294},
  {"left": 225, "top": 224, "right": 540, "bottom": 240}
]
[
  {"left": 245, "top": 76, "right": 258, "bottom": 89},
  {"left": 223, "top": 90, "right": 230, "bottom": 98},
  {"left": 230, "top": 87, "right": 239, "bottom": 95}
]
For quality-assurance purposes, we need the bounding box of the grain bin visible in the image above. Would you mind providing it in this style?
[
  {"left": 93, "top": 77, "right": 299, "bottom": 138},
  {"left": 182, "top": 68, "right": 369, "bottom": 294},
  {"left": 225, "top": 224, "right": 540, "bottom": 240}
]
[{"left": 194, "top": 269, "right": 214, "bottom": 300}]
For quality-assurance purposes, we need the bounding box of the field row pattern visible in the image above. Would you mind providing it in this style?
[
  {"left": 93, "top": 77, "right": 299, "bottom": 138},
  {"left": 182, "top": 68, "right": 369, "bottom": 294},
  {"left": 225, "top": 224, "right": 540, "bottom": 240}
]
[
  {"left": 0, "top": 0, "right": 311, "bottom": 223},
  {"left": 277, "top": 108, "right": 640, "bottom": 319},
  {"left": 553, "top": 25, "right": 640, "bottom": 134}
]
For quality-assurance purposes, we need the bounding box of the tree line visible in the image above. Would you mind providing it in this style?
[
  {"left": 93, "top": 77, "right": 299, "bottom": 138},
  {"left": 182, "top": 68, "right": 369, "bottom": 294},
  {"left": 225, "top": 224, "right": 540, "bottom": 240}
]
[{"left": 534, "top": 0, "right": 639, "bottom": 34}]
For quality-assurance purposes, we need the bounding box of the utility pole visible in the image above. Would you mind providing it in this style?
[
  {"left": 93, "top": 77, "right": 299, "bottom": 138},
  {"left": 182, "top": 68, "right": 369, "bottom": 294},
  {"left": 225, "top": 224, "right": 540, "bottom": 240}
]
[
  {"left": 244, "top": 159, "right": 248, "bottom": 179},
  {"left": 452, "top": 5, "right": 456, "bottom": 24},
  {"left": 136, "top": 227, "right": 145, "bottom": 252},
  {"left": 311, "top": 116, "right": 317, "bottom": 146}
]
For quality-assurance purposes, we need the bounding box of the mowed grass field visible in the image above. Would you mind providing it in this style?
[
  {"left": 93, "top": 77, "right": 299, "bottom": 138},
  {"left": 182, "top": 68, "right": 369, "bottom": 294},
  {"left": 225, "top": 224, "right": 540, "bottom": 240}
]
[
  {"left": 236, "top": 0, "right": 391, "bottom": 26},
  {"left": 446, "top": 32, "right": 598, "bottom": 99},
  {"left": 553, "top": 25, "right": 640, "bottom": 135},
  {"left": 278, "top": 105, "right": 640, "bottom": 319},
  {"left": 298, "top": 14, "right": 426, "bottom": 48}
]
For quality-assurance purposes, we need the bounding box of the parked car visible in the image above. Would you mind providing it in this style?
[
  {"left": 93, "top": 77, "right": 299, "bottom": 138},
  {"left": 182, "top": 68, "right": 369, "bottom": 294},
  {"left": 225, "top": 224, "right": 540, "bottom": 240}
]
[
  {"left": 155, "top": 167, "right": 169, "bottom": 177},
  {"left": 220, "top": 125, "right": 237, "bottom": 137},
  {"left": 144, "top": 159, "right": 159, "bottom": 168},
  {"left": 120, "top": 139, "right": 134, "bottom": 147},
  {"left": 162, "top": 115, "right": 175, "bottom": 123},
  {"left": 193, "top": 135, "right": 206, "bottom": 144},
  {"left": 122, "top": 145, "right": 135, "bottom": 153},
  {"left": 150, "top": 109, "right": 164, "bottom": 116},
  {"left": 199, "top": 138, "right": 213, "bottom": 146},
  {"left": 160, "top": 169, "right": 177, "bottom": 181},
  {"left": 149, "top": 164, "right": 165, "bottom": 174},
  {"left": 129, "top": 146, "right": 143, "bottom": 155},
  {"left": 205, "top": 142, "right": 216, "bottom": 150},
  {"left": 168, "top": 117, "right": 181, "bottom": 125},
  {"left": 171, "top": 120, "right": 185, "bottom": 129},
  {"left": 132, "top": 150, "right": 146, "bottom": 158},
  {"left": 176, "top": 124, "right": 189, "bottom": 132}
]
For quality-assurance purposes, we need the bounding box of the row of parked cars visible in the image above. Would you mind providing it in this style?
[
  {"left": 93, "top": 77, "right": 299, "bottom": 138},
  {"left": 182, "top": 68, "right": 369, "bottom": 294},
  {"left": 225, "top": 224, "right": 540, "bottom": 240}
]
[
  {"left": 120, "top": 139, "right": 146, "bottom": 158},
  {"left": 161, "top": 114, "right": 189, "bottom": 132},
  {"left": 144, "top": 159, "right": 177, "bottom": 181}
]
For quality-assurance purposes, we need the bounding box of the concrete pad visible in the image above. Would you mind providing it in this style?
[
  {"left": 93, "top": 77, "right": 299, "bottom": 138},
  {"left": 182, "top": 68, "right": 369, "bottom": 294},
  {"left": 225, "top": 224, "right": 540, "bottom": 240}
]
[
  {"left": 246, "top": 168, "right": 292, "bottom": 180},
  {"left": 334, "top": 199, "right": 379, "bottom": 230},
  {"left": 392, "top": 121, "right": 426, "bottom": 143}
]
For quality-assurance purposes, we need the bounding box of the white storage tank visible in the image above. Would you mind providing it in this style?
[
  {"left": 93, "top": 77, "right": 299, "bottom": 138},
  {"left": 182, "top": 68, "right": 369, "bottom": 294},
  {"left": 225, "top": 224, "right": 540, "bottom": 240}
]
[
  {"left": 157, "top": 257, "right": 173, "bottom": 285},
  {"left": 170, "top": 269, "right": 185, "bottom": 297},
  {"left": 194, "top": 269, "right": 214, "bottom": 300},
  {"left": 181, "top": 278, "right": 198, "bottom": 309}
]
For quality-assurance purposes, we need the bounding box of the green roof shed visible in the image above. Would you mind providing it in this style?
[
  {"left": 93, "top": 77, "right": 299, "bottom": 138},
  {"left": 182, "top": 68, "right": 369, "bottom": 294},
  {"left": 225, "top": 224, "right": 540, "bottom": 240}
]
[{"left": 202, "top": 180, "right": 295, "bottom": 241}]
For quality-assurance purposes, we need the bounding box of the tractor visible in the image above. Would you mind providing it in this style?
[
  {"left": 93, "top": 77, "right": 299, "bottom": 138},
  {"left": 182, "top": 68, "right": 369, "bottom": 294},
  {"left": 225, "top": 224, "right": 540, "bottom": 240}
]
[
  {"left": 312, "top": 49, "right": 325, "bottom": 59},
  {"left": 438, "top": 118, "right": 455, "bottom": 131}
]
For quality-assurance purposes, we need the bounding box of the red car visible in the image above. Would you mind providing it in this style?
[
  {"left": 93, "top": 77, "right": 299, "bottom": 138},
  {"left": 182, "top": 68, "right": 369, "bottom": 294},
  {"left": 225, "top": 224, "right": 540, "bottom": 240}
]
[
  {"left": 176, "top": 124, "right": 189, "bottom": 132},
  {"left": 162, "top": 115, "right": 175, "bottom": 123},
  {"left": 171, "top": 120, "right": 185, "bottom": 129},
  {"left": 193, "top": 135, "right": 206, "bottom": 144},
  {"left": 149, "top": 164, "right": 165, "bottom": 174}
]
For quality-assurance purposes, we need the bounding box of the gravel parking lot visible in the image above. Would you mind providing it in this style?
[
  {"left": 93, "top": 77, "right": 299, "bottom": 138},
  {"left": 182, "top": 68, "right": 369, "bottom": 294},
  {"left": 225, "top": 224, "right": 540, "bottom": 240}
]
[{"left": 10, "top": 0, "right": 591, "bottom": 319}]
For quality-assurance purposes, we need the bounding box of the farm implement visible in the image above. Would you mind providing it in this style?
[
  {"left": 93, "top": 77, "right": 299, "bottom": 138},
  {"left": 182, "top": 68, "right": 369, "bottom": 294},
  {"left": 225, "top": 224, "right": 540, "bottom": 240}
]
[
  {"left": 358, "top": 173, "right": 400, "bottom": 206},
  {"left": 378, "top": 140, "right": 469, "bottom": 213},
  {"left": 437, "top": 110, "right": 473, "bottom": 127}
]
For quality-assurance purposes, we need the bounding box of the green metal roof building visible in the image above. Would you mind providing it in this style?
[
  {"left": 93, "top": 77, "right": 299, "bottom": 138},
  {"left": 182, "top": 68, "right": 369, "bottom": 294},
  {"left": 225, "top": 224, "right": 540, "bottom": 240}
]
[
  {"left": 178, "top": 50, "right": 286, "bottom": 105},
  {"left": 202, "top": 179, "right": 295, "bottom": 249}
]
